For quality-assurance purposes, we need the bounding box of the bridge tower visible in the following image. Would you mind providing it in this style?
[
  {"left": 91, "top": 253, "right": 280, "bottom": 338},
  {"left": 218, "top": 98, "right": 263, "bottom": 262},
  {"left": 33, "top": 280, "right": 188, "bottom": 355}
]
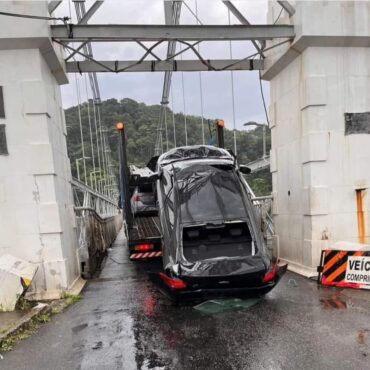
[
  {"left": 264, "top": 1, "right": 370, "bottom": 275},
  {"left": 0, "top": 1, "right": 79, "bottom": 299}
]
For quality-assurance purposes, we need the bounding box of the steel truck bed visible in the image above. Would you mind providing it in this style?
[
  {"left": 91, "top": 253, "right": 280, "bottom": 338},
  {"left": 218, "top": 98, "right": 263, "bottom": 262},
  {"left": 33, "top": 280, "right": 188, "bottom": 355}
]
[{"left": 128, "top": 216, "right": 162, "bottom": 258}]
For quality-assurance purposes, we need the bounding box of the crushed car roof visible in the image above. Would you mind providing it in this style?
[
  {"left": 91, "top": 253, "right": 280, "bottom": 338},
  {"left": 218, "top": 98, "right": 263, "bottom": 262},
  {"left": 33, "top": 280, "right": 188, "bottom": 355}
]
[{"left": 158, "top": 145, "right": 234, "bottom": 166}]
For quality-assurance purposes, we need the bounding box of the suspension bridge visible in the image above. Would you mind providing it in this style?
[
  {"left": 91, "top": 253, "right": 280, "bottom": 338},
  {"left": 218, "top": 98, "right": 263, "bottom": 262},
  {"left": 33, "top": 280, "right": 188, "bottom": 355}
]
[{"left": 0, "top": 0, "right": 369, "bottom": 304}]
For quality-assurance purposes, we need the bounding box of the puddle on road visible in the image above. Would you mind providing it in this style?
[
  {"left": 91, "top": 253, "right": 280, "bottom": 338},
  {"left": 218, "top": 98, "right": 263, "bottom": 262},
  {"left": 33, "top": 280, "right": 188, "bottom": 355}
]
[
  {"left": 318, "top": 287, "right": 352, "bottom": 309},
  {"left": 72, "top": 323, "right": 88, "bottom": 333},
  {"left": 320, "top": 297, "right": 347, "bottom": 309},
  {"left": 193, "top": 298, "right": 260, "bottom": 314}
]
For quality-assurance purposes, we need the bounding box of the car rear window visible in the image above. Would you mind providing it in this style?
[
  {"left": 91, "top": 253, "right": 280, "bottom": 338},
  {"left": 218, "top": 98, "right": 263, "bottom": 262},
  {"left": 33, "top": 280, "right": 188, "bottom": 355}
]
[
  {"left": 138, "top": 184, "right": 153, "bottom": 193},
  {"left": 175, "top": 164, "right": 246, "bottom": 223}
]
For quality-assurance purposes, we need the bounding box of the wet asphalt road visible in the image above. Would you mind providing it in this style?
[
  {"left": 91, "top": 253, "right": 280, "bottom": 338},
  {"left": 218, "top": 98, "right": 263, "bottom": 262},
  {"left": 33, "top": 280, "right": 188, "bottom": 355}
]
[{"left": 2, "top": 229, "right": 370, "bottom": 370}]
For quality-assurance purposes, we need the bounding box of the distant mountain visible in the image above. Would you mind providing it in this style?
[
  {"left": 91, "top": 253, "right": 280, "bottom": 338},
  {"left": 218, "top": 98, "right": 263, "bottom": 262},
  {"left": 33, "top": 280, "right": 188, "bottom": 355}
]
[{"left": 64, "top": 98, "right": 271, "bottom": 195}]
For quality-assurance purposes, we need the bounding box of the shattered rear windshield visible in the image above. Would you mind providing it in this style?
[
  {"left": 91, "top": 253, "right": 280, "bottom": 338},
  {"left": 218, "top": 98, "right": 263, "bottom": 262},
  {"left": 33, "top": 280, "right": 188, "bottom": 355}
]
[
  {"left": 173, "top": 163, "right": 247, "bottom": 224},
  {"left": 159, "top": 145, "right": 233, "bottom": 166}
]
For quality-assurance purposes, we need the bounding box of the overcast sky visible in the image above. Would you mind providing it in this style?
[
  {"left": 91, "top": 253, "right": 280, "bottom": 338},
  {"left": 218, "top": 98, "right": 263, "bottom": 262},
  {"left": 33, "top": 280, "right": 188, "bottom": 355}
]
[{"left": 56, "top": 0, "right": 270, "bottom": 130}]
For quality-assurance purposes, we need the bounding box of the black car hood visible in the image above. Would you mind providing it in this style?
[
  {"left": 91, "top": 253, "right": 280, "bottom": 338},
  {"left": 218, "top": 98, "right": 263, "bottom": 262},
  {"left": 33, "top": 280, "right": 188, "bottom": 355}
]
[{"left": 178, "top": 254, "right": 269, "bottom": 278}]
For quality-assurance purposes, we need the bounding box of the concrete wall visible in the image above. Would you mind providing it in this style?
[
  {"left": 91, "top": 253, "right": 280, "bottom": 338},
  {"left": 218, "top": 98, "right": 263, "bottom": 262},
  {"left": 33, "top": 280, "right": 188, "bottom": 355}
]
[
  {"left": 264, "top": 1, "right": 370, "bottom": 275},
  {"left": 0, "top": 1, "right": 79, "bottom": 299}
]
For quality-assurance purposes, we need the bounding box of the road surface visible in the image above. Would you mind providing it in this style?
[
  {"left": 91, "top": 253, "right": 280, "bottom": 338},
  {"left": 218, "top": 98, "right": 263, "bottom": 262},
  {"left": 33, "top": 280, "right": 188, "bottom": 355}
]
[{"left": 1, "top": 229, "right": 370, "bottom": 370}]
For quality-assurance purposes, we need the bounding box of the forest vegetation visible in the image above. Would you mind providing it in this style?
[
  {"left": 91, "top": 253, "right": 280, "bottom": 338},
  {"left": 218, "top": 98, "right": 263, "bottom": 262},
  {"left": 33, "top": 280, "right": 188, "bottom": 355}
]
[{"left": 65, "top": 98, "right": 271, "bottom": 196}]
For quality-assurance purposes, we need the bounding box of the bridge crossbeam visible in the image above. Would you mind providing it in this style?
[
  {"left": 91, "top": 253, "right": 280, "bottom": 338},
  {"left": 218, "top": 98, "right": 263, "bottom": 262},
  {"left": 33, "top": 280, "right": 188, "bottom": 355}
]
[
  {"left": 51, "top": 24, "right": 295, "bottom": 42},
  {"left": 65, "top": 59, "right": 264, "bottom": 73}
]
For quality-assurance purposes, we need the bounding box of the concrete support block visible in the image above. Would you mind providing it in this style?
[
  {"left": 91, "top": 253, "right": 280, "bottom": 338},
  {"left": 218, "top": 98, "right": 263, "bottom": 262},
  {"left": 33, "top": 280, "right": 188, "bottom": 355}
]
[
  {"left": 21, "top": 81, "right": 49, "bottom": 116},
  {"left": 0, "top": 182, "right": 5, "bottom": 203},
  {"left": 301, "top": 132, "right": 328, "bottom": 164},
  {"left": 0, "top": 2, "right": 77, "bottom": 300},
  {"left": 303, "top": 186, "right": 328, "bottom": 216},
  {"left": 266, "top": 0, "right": 370, "bottom": 274},
  {"left": 302, "top": 239, "right": 313, "bottom": 267},
  {"left": 270, "top": 147, "right": 278, "bottom": 173},
  {"left": 15, "top": 204, "right": 39, "bottom": 235},
  {"left": 269, "top": 101, "right": 276, "bottom": 128},
  {"left": 303, "top": 239, "right": 328, "bottom": 269},
  {"left": 300, "top": 75, "right": 327, "bottom": 110},
  {"left": 303, "top": 215, "right": 330, "bottom": 241},
  {"left": 302, "top": 162, "right": 327, "bottom": 188},
  {"left": 16, "top": 234, "right": 43, "bottom": 263},
  {"left": 44, "top": 259, "right": 68, "bottom": 293},
  {"left": 302, "top": 106, "right": 327, "bottom": 135},
  {"left": 38, "top": 203, "right": 62, "bottom": 234},
  {"left": 34, "top": 174, "right": 57, "bottom": 204},
  {"left": 331, "top": 212, "right": 365, "bottom": 244},
  {"left": 29, "top": 143, "right": 55, "bottom": 175},
  {"left": 40, "top": 233, "right": 64, "bottom": 261},
  {"left": 271, "top": 190, "right": 278, "bottom": 215}
]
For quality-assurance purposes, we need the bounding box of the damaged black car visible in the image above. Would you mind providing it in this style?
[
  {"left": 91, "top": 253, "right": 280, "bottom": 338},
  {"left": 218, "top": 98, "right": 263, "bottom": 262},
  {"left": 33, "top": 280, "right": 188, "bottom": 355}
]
[{"left": 153, "top": 145, "right": 286, "bottom": 301}]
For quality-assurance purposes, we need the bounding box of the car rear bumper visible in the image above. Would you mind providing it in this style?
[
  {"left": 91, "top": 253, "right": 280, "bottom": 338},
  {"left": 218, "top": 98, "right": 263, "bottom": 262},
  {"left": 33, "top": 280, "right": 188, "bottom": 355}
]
[{"left": 152, "top": 263, "right": 288, "bottom": 302}]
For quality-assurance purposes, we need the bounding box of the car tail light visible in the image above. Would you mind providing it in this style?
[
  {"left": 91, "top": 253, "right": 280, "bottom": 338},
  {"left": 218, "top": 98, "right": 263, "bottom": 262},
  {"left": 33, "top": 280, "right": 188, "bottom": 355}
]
[
  {"left": 133, "top": 194, "right": 140, "bottom": 202},
  {"left": 134, "top": 244, "right": 153, "bottom": 252},
  {"left": 262, "top": 264, "right": 278, "bottom": 283},
  {"left": 159, "top": 272, "right": 187, "bottom": 290}
]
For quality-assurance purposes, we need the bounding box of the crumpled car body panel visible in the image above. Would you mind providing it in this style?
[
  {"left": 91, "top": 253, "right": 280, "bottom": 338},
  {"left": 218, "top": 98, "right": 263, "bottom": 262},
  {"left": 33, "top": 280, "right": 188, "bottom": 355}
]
[{"left": 155, "top": 145, "right": 285, "bottom": 300}]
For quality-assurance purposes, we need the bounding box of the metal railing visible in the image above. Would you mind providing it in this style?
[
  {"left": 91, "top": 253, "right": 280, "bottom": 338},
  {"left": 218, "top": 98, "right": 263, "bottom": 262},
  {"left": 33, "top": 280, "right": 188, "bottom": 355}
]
[
  {"left": 71, "top": 178, "right": 122, "bottom": 277},
  {"left": 71, "top": 178, "right": 118, "bottom": 217},
  {"left": 241, "top": 176, "right": 275, "bottom": 238},
  {"left": 251, "top": 195, "right": 274, "bottom": 237}
]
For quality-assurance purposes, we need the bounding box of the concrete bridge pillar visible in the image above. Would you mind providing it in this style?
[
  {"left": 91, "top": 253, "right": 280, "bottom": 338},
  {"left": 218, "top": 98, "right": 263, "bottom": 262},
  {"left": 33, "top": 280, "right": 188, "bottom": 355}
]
[
  {"left": 0, "top": 1, "right": 79, "bottom": 299},
  {"left": 263, "top": 0, "right": 370, "bottom": 275}
]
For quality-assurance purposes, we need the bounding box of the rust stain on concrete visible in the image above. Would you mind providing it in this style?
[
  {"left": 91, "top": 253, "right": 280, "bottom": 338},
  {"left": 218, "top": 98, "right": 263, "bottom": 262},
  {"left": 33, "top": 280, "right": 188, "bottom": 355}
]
[{"left": 356, "top": 189, "right": 366, "bottom": 244}]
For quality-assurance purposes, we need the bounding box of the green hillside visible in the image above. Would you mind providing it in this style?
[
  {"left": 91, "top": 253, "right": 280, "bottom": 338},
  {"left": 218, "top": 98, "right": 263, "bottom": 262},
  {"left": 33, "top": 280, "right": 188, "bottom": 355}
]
[{"left": 64, "top": 98, "right": 271, "bottom": 196}]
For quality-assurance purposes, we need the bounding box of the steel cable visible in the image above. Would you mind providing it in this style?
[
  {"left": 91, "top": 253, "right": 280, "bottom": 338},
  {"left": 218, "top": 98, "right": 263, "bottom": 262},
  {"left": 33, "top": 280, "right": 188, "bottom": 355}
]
[
  {"left": 171, "top": 87, "right": 177, "bottom": 148},
  {"left": 228, "top": 8, "right": 237, "bottom": 155},
  {"left": 75, "top": 75, "right": 88, "bottom": 184},
  {"left": 0, "top": 10, "right": 69, "bottom": 23},
  {"left": 195, "top": 0, "right": 205, "bottom": 145}
]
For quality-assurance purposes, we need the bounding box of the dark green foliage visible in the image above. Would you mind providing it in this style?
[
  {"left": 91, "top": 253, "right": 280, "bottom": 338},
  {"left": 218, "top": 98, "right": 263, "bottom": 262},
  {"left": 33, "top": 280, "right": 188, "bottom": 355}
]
[{"left": 64, "top": 98, "right": 272, "bottom": 195}]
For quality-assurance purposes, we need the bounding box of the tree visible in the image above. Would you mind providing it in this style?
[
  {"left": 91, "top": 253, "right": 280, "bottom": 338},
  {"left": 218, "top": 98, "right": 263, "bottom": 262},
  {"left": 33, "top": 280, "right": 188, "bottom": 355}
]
[{"left": 65, "top": 98, "right": 272, "bottom": 195}]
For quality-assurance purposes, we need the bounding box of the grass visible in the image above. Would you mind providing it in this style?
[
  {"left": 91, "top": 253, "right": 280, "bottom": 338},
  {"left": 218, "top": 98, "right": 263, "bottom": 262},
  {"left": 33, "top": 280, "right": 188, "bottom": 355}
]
[
  {"left": 62, "top": 292, "right": 81, "bottom": 307},
  {"left": 0, "top": 319, "right": 39, "bottom": 352},
  {"left": 0, "top": 292, "right": 82, "bottom": 353},
  {"left": 0, "top": 337, "right": 14, "bottom": 352},
  {"left": 15, "top": 295, "right": 36, "bottom": 311}
]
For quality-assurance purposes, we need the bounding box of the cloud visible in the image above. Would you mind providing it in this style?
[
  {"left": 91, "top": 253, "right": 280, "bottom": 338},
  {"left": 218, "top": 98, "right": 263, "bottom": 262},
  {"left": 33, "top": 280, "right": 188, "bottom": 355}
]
[{"left": 57, "top": 0, "right": 270, "bottom": 130}]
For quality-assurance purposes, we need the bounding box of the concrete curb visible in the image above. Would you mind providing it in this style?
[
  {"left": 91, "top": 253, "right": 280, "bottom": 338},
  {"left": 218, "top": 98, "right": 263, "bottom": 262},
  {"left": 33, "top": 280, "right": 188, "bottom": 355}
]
[
  {"left": 0, "top": 303, "right": 50, "bottom": 343},
  {"left": 0, "top": 279, "right": 87, "bottom": 348}
]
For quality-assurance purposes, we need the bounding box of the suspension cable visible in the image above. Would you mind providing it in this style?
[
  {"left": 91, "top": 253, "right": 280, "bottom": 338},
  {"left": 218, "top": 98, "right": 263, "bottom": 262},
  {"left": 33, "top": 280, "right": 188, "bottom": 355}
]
[
  {"left": 183, "top": 1, "right": 203, "bottom": 25},
  {"left": 228, "top": 9, "right": 237, "bottom": 155},
  {"left": 74, "top": 74, "right": 87, "bottom": 184},
  {"left": 195, "top": 0, "right": 205, "bottom": 145},
  {"left": 83, "top": 74, "right": 97, "bottom": 189},
  {"left": 181, "top": 70, "right": 188, "bottom": 146},
  {"left": 91, "top": 99, "right": 102, "bottom": 193},
  {"left": 160, "top": 125, "right": 164, "bottom": 153},
  {"left": 0, "top": 10, "right": 69, "bottom": 23},
  {"left": 259, "top": 70, "right": 270, "bottom": 127},
  {"left": 164, "top": 107, "right": 169, "bottom": 152},
  {"left": 70, "top": 0, "right": 117, "bottom": 201},
  {"left": 179, "top": 45, "right": 188, "bottom": 146},
  {"left": 97, "top": 105, "right": 109, "bottom": 196},
  {"left": 171, "top": 85, "right": 177, "bottom": 148}
]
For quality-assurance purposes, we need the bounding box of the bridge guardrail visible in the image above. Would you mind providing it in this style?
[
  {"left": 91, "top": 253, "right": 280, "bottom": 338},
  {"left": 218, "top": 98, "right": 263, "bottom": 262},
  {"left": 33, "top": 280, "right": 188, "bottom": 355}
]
[
  {"left": 75, "top": 207, "right": 122, "bottom": 278},
  {"left": 71, "top": 178, "right": 122, "bottom": 277}
]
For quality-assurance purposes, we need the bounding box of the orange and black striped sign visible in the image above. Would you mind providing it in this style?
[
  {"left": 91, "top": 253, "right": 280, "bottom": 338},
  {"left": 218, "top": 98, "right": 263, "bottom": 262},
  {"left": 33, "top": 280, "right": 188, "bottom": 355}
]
[{"left": 319, "top": 250, "right": 370, "bottom": 288}]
